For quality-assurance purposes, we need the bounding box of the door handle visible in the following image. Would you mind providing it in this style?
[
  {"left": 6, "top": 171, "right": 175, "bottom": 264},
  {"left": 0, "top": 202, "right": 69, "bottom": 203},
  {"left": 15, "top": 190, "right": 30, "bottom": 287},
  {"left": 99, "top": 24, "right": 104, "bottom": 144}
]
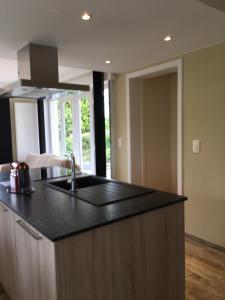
[
  {"left": 0, "top": 203, "right": 8, "bottom": 212},
  {"left": 16, "top": 220, "right": 42, "bottom": 241}
]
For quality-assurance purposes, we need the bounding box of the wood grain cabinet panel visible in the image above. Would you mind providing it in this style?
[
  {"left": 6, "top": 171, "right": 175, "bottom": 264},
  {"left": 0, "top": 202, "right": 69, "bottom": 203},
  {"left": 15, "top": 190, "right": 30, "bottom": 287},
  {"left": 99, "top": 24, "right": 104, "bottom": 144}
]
[
  {"left": 14, "top": 215, "right": 57, "bottom": 300},
  {"left": 0, "top": 202, "right": 16, "bottom": 299},
  {"left": 55, "top": 202, "right": 184, "bottom": 300}
]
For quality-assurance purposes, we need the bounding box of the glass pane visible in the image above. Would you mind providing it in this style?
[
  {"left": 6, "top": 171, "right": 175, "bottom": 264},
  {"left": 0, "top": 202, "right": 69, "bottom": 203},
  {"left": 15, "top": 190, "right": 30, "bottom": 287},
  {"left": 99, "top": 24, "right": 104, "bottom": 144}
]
[
  {"left": 57, "top": 100, "right": 63, "bottom": 154},
  {"left": 80, "top": 97, "right": 91, "bottom": 173},
  {"left": 104, "top": 83, "right": 111, "bottom": 178},
  {"left": 53, "top": 98, "right": 74, "bottom": 156},
  {"left": 64, "top": 101, "right": 73, "bottom": 154}
]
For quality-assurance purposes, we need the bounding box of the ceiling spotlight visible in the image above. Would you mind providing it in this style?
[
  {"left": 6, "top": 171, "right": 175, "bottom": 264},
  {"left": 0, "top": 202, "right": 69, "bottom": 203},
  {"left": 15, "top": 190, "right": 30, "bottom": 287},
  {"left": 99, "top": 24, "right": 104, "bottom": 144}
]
[
  {"left": 105, "top": 60, "right": 111, "bottom": 64},
  {"left": 164, "top": 35, "right": 172, "bottom": 42},
  {"left": 81, "top": 12, "right": 92, "bottom": 21}
]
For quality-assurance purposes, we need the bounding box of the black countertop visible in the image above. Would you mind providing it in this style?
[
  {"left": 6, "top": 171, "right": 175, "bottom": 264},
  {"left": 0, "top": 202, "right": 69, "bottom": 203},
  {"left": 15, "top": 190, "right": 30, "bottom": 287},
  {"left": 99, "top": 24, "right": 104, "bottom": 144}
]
[{"left": 0, "top": 167, "right": 187, "bottom": 242}]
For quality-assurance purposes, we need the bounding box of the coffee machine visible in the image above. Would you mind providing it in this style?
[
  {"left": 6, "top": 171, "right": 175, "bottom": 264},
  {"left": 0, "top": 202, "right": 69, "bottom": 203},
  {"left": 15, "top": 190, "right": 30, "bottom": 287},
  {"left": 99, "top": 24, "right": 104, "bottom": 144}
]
[{"left": 8, "top": 162, "right": 35, "bottom": 194}]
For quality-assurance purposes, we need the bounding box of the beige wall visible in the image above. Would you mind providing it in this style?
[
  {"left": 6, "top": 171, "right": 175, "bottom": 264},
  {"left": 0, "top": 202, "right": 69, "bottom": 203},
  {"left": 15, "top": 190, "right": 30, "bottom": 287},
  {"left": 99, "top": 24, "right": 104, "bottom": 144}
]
[
  {"left": 111, "top": 74, "right": 128, "bottom": 181},
  {"left": 142, "top": 73, "right": 177, "bottom": 193},
  {"left": 183, "top": 43, "right": 225, "bottom": 248},
  {"left": 129, "top": 78, "right": 143, "bottom": 185},
  {"left": 111, "top": 41, "right": 225, "bottom": 247}
]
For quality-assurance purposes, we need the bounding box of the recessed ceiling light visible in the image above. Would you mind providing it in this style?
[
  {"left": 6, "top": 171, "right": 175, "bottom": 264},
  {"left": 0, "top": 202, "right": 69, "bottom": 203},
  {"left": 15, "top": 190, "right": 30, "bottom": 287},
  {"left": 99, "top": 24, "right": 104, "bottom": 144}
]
[
  {"left": 164, "top": 35, "right": 172, "bottom": 42},
  {"left": 81, "top": 12, "right": 92, "bottom": 21},
  {"left": 105, "top": 60, "right": 111, "bottom": 64}
]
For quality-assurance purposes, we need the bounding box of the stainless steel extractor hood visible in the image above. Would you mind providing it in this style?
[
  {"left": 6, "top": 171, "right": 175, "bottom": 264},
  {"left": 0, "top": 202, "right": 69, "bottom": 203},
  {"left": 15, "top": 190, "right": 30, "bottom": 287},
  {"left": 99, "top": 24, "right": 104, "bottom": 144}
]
[{"left": 0, "top": 43, "right": 90, "bottom": 99}]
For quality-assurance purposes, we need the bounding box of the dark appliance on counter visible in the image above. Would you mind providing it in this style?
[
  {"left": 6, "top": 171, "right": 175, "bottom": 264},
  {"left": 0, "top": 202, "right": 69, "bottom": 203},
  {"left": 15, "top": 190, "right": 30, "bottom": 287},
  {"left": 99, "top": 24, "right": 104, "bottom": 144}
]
[{"left": 7, "top": 162, "right": 35, "bottom": 194}]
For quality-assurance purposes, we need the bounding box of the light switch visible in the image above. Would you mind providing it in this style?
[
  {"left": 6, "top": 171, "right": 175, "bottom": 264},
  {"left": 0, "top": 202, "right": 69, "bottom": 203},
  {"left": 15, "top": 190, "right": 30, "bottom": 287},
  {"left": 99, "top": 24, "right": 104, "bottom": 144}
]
[
  {"left": 193, "top": 140, "right": 200, "bottom": 154},
  {"left": 118, "top": 137, "right": 122, "bottom": 148}
]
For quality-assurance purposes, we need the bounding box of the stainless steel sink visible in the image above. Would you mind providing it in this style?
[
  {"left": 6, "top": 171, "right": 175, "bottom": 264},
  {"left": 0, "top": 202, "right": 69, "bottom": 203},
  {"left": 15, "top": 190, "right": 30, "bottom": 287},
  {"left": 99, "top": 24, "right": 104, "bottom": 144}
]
[{"left": 48, "top": 175, "right": 110, "bottom": 191}]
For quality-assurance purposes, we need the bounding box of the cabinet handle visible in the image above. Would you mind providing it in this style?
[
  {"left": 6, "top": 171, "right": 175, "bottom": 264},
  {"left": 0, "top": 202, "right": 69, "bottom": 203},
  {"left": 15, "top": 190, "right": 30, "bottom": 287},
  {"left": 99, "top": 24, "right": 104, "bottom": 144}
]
[
  {"left": 0, "top": 203, "right": 8, "bottom": 212},
  {"left": 16, "top": 220, "right": 42, "bottom": 241}
]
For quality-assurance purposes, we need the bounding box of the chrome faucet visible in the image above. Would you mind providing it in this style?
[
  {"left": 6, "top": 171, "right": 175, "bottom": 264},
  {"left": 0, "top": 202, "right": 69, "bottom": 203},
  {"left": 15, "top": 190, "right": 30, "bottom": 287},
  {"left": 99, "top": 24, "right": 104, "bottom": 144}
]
[
  {"left": 65, "top": 153, "right": 78, "bottom": 193},
  {"left": 70, "top": 153, "right": 77, "bottom": 193}
]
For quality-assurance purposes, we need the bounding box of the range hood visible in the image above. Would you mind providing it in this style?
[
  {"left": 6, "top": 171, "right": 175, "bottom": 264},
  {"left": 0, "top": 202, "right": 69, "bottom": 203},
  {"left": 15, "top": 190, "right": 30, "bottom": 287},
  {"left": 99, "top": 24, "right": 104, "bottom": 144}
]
[{"left": 0, "top": 43, "right": 90, "bottom": 99}]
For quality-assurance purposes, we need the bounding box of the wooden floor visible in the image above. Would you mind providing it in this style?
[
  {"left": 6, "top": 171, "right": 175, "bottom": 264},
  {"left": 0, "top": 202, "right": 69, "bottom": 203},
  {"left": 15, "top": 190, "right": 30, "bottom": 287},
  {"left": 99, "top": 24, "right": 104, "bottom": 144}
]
[
  {"left": 185, "top": 238, "right": 225, "bottom": 300},
  {"left": 0, "top": 238, "right": 224, "bottom": 300}
]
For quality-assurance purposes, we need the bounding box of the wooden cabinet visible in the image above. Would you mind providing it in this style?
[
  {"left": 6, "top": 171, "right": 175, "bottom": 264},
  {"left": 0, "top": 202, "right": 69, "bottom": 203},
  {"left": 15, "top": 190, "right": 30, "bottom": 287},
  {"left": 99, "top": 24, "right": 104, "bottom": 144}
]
[
  {"left": 0, "top": 202, "right": 16, "bottom": 299},
  {"left": 0, "top": 207, "right": 56, "bottom": 300},
  {"left": 14, "top": 215, "right": 56, "bottom": 300},
  {"left": 55, "top": 202, "right": 184, "bottom": 300},
  {"left": 0, "top": 202, "right": 185, "bottom": 300}
]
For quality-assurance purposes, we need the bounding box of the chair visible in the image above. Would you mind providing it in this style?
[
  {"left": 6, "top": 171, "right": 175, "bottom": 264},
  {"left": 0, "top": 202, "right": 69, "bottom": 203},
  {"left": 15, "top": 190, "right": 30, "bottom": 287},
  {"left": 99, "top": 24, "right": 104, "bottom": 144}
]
[{"left": 0, "top": 153, "right": 80, "bottom": 173}]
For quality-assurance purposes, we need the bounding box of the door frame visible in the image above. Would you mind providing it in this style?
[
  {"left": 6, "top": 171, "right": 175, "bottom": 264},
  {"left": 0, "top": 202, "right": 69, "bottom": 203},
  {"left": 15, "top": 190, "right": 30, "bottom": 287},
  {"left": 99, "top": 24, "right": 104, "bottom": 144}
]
[{"left": 126, "top": 58, "right": 183, "bottom": 194}]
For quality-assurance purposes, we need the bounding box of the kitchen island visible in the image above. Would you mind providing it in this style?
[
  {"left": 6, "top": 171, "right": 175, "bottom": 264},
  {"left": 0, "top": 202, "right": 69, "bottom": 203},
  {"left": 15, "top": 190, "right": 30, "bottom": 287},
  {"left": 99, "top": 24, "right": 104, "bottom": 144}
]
[{"left": 0, "top": 167, "right": 187, "bottom": 300}]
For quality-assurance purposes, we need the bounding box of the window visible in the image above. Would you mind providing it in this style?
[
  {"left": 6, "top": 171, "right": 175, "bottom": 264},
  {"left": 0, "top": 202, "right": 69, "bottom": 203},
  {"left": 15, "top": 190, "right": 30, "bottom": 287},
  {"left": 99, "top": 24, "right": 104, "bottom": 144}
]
[
  {"left": 80, "top": 97, "right": 93, "bottom": 174},
  {"left": 45, "top": 91, "right": 95, "bottom": 174},
  {"left": 104, "top": 81, "right": 111, "bottom": 178}
]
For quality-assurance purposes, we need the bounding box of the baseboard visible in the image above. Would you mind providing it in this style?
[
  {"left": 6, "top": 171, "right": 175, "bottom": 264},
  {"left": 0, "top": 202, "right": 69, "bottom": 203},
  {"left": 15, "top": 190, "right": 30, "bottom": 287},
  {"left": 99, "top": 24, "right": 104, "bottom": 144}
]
[{"left": 185, "top": 233, "right": 225, "bottom": 253}]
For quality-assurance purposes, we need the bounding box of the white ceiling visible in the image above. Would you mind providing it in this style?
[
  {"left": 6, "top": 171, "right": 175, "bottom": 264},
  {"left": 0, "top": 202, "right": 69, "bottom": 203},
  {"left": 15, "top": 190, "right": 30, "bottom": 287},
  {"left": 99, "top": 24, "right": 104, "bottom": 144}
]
[{"left": 0, "top": 0, "right": 225, "bottom": 75}]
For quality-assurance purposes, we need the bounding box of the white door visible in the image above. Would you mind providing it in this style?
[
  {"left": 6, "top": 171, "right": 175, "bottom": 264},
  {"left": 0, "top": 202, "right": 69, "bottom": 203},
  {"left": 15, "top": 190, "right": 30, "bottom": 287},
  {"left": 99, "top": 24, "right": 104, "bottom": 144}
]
[{"left": 14, "top": 102, "right": 40, "bottom": 161}]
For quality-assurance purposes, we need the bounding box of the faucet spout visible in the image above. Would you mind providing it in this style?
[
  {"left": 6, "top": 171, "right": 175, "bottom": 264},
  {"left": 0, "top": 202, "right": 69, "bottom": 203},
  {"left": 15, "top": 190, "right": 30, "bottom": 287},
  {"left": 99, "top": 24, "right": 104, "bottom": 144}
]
[{"left": 70, "top": 153, "right": 77, "bottom": 193}]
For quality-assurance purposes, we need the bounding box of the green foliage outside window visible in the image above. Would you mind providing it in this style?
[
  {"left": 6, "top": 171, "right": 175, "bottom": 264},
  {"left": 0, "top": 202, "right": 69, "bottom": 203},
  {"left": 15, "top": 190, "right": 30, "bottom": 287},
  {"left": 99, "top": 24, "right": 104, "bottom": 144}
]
[
  {"left": 80, "top": 98, "right": 91, "bottom": 162},
  {"left": 59, "top": 96, "right": 111, "bottom": 165},
  {"left": 64, "top": 101, "right": 73, "bottom": 154},
  {"left": 80, "top": 98, "right": 90, "bottom": 134}
]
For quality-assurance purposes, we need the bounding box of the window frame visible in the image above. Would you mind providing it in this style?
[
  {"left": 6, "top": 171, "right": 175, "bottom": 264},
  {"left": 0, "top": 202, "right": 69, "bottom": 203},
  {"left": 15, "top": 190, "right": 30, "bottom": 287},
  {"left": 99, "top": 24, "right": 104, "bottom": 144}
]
[{"left": 45, "top": 91, "right": 96, "bottom": 174}]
